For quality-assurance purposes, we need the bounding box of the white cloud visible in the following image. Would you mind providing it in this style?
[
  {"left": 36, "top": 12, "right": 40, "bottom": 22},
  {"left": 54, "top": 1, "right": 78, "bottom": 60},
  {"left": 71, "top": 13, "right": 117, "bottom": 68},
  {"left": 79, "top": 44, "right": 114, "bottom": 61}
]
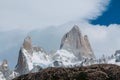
[{"left": 0, "top": 0, "right": 110, "bottom": 30}]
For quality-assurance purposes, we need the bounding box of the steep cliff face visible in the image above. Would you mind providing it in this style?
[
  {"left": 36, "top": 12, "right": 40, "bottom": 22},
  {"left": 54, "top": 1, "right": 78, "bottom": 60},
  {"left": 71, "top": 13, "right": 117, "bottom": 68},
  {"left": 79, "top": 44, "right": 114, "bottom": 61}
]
[
  {"left": 60, "top": 25, "right": 94, "bottom": 60},
  {"left": 15, "top": 36, "right": 50, "bottom": 75},
  {"left": 84, "top": 35, "right": 94, "bottom": 57},
  {"left": 15, "top": 48, "right": 30, "bottom": 74},
  {"left": 22, "top": 36, "right": 33, "bottom": 55},
  {"left": 15, "top": 36, "right": 33, "bottom": 74}
]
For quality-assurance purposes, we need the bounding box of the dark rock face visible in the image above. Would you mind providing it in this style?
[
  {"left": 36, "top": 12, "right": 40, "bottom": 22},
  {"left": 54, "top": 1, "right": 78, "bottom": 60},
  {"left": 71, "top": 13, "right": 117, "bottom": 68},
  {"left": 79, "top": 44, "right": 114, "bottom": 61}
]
[
  {"left": 15, "top": 36, "right": 47, "bottom": 75},
  {"left": 15, "top": 36, "right": 33, "bottom": 75},
  {"left": 15, "top": 49, "right": 30, "bottom": 75},
  {"left": 60, "top": 25, "right": 94, "bottom": 60},
  {"left": 13, "top": 64, "right": 120, "bottom": 80}
]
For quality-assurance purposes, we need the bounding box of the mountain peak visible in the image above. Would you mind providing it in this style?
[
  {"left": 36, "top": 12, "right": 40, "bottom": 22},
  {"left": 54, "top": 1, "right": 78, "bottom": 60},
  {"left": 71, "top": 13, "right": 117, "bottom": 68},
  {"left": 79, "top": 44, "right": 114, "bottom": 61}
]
[
  {"left": 23, "top": 36, "right": 33, "bottom": 54},
  {"left": 1, "top": 59, "right": 8, "bottom": 70},
  {"left": 72, "top": 25, "right": 79, "bottom": 30},
  {"left": 70, "top": 25, "right": 81, "bottom": 33},
  {"left": 15, "top": 36, "right": 33, "bottom": 74},
  {"left": 60, "top": 25, "right": 94, "bottom": 60}
]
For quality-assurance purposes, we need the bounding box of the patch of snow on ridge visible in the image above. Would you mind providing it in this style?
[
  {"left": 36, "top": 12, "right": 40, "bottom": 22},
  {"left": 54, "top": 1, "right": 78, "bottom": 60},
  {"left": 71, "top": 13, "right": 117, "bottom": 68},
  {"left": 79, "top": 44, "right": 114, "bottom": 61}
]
[
  {"left": 108, "top": 58, "right": 120, "bottom": 66},
  {"left": 32, "top": 51, "right": 51, "bottom": 68},
  {"left": 22, "top": 48, "right": 81, "bottom": 69},
  {"left": 22, "top": 49, "right": 33, "bottom": 70},
  {"left": 22, "top": 48, "right": 52, "bottom": 69},
  {"left": 32, "top": 52, "right": 50, "bottom": 64},
  {"left": 52, "top": 50, "right": 79, "bottom": 65},
  {"left": 0, "top": 72, "right": 6, "bottom": 80}
]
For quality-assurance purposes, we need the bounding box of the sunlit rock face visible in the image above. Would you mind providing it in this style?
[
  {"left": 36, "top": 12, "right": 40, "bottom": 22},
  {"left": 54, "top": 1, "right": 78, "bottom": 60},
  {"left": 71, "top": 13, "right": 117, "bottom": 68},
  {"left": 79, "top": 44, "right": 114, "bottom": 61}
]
[
  {"left": 60, "top": 25, "right": 95, "bottom": 60},
  {"left": 22, "top": 36, "right": 33, "bottom": 55}
]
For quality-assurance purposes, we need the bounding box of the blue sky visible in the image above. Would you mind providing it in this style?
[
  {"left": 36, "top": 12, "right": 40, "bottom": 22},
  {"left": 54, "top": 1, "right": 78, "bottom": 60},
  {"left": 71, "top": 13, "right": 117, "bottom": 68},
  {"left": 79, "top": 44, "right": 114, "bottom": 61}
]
[
  {"left": 0, "top": 0, "right": 120, "bottom": 69},
  {"left": 91, "top": 0, "right": 120, "bottom": 25}
]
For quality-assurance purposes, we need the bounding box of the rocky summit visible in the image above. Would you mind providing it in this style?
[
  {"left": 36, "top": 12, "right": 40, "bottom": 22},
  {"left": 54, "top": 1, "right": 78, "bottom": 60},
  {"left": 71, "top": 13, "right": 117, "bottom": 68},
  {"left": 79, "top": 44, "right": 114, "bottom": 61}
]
[
  {"left": 15, "top": 36, "right": 33, "bottom": 75},
  {"left": 22, "top": 36, "right": 33, "bottom": 54},
  {"left": 60, "top": 25, "right": 94, "bottom": 60},
  {"left": 13, "top": 64, "right": 120, "bottom": 80}
]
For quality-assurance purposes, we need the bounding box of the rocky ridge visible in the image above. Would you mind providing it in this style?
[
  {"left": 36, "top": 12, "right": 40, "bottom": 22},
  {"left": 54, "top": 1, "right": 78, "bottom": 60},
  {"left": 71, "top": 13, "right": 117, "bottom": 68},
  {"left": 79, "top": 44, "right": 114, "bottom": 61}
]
[{"left": 13, "top": 64, "right": 120, "bottom": 80}]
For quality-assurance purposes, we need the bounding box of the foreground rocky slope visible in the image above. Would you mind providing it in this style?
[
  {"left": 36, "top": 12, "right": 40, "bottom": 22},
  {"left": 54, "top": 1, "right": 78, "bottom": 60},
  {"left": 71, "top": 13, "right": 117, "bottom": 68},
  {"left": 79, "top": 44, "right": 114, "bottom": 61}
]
[{"left": 13, "top": 64, "right": 120, "bottom": 80}]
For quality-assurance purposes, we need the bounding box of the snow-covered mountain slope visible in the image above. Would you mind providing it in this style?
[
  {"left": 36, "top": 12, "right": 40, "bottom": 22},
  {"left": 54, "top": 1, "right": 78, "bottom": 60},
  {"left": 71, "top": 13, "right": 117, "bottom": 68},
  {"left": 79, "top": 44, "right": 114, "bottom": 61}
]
[
  {"left": 108, "top": 58, "right": 120, "bottom": 65},
  {"left": 15, "top": 36, "right": 51, "bottom": 75},
  {"left": 0, "top": 60, "right": 18, "bottom": 80},
  {"left": 0, "top": 71, "right": 6, "bottom": 80},
  {"left": 15, "top": 36, "right": 81, "bottom": 75},
  {"left": 95, "top": 50, "right": 120, "bottom": 66},
  {"left": 107, "top": 50, "right": 120, "bottom": 65},
  {"left": 51, "top": 49, "right": 80, "bottom": 67}
]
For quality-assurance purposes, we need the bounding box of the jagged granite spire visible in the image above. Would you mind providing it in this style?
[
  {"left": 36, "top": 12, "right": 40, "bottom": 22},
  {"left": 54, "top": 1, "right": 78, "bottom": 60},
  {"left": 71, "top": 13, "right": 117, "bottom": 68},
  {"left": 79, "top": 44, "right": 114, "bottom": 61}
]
[
  {"left": 15, "top": 36, "right": 33, "bottom": 74},
  {"left": 60, "top": 25, "right": 94, "bottom": 60},
  {"left": 22, "top": 36, "right": 33, "bottom": 54},
  {"left": 15, "top": 36, "right": 49, "bottom": 75}
]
